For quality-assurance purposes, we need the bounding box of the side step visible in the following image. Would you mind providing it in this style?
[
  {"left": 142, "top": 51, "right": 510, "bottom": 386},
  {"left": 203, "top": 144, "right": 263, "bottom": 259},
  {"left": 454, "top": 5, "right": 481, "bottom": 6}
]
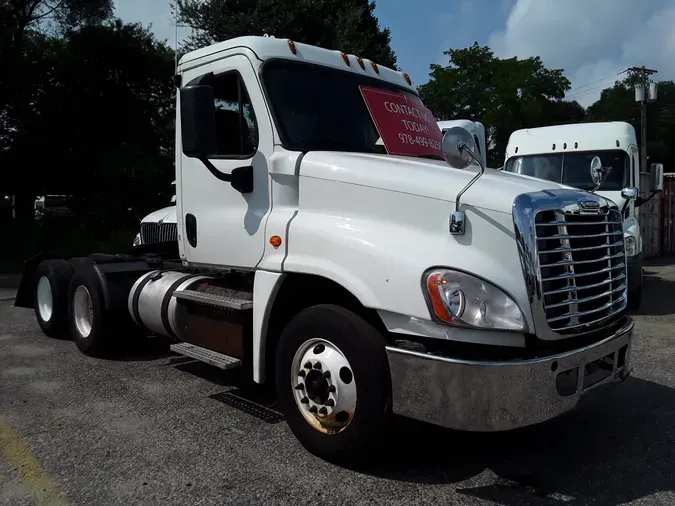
[
  {"left": 169, "top": 342, "right": 242, "bottom": 370},
  {"left": 172, "top": 288, "right": 253, "bottom": 310}
]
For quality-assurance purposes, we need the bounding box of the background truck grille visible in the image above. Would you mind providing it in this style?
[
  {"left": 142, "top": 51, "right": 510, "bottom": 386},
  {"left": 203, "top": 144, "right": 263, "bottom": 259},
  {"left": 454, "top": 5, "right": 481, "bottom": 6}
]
[
  {"left": 535, "top": 207, "right": 626, "bottom": 335},
  {"left": 140, "top": 222, "right": 178, "bottom": 244}
]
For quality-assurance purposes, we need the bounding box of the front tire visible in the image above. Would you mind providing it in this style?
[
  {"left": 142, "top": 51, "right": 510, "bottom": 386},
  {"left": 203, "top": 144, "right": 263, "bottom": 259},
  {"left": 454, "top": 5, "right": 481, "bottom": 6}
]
[
  {"left": 275, "top": 304, "right": 392, "bottom": 466},
  {"left": 33, "top": 259, "right": 73, "bottom": 338}
]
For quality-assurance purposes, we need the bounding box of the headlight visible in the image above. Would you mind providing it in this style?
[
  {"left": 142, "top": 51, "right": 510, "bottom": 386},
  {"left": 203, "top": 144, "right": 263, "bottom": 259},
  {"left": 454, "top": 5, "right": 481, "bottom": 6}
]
[
  {"left": 624, "top": 235, "right": 636, "bottom": 257},
  {"left": 423, "top": 268, "right": 527, "bottom": 331},
  {"left": 132, "top": 233, "right": 141, "bottom": 247}
]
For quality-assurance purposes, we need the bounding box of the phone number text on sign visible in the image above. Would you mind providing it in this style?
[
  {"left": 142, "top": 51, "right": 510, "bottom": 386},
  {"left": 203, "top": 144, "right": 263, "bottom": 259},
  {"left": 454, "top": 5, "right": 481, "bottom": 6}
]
[
  {"left": 360, "top": 86, "right": 443, "bottom": 158},
  {"left": 398, "top": 133, "right": 442, "bottom": 151}
]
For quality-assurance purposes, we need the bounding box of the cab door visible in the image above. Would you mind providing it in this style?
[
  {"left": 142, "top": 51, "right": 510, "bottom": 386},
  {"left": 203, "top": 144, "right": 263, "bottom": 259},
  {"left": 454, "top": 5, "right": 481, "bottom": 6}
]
[{"left": 179, "top": 55, "right": 273, "bottom": 269}]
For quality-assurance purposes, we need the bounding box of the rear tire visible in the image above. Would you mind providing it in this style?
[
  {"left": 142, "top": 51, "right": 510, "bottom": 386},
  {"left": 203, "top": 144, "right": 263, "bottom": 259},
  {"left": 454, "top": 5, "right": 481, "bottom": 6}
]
[
  {"left": 275, "top": 304, "right": 392, "bottom": 466},
  {"left": 68, "top": 267, "right": 113, "bottom": 357},
  {"left": 33, "top": 259, "right": 73, "bottom": 338}
]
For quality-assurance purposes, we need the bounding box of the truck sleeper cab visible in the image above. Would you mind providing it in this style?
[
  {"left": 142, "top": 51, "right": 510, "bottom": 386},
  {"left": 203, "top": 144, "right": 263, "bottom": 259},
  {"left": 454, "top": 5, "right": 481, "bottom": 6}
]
[{"left": 16, "top": 36, "right": 635, "bottom": 466}]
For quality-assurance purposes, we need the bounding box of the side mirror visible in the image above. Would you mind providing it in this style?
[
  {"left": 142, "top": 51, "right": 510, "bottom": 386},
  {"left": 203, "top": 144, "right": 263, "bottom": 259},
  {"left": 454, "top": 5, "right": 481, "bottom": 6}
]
[
  {"left": 621, "top": 187, "right": 639, "bottom": 200},
  {"left": 650, "top": 163, "right": 664, "bottom": 192},
  {"left": 180, "top": 85, "right": 217, "bottom": 158},
  {"left": 441, "top": 126, "right": 479, "bottom": 169}
]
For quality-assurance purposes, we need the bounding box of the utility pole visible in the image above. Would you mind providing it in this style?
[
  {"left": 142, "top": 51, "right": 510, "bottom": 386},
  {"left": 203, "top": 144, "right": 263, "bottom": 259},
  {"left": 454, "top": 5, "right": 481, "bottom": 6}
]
[{"left": 628, "top": 66, "right": 658, "bottom": 173}]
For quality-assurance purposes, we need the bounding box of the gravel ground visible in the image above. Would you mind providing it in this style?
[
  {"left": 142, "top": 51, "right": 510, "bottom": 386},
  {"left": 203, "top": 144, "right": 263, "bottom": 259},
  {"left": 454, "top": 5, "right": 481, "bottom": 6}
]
[{"left": 0, "top": 261, "right": 674, "bottom": 506}]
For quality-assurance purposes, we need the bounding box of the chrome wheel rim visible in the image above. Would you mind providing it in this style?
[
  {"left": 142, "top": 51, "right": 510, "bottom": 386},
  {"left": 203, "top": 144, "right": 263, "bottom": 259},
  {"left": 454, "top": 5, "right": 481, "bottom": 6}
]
[
  {"left": 291, "top": 338, "right": 356, "bottom": 434},
  {"left": 36, "top": 276, "right": 53, "bottom": 322},
  {"left": 73, "top": 286, "right": 94, "bottom": 338}
]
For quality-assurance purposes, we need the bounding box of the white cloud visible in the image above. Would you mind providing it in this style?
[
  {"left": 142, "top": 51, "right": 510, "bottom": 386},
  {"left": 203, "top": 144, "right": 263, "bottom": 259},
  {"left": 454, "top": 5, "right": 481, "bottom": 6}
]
[{"left": 488, "top": 0, "right": 675, "bottom": 106}]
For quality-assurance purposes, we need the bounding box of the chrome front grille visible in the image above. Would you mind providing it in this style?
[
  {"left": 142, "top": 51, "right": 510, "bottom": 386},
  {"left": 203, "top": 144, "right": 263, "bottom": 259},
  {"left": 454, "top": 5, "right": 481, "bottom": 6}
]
[
  {"left": 140, "top": 222, "right": 178, "bottom": 244},
  {"left": 513, "top": 190, "right": 627, "bottom": 340}
]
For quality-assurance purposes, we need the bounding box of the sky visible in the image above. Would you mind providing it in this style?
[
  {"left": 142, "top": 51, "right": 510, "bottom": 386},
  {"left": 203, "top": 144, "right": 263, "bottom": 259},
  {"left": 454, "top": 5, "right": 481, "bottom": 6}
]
[{"left": 114, "top": 0, "right": 675, "bottom": 107}]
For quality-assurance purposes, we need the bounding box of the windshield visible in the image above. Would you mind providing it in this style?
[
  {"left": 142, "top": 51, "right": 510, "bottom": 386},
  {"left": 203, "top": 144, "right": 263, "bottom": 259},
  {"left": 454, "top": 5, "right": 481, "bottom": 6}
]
[
  {"left": 261, "top": 59, "right": 432, "bottom": 155},
  {"left": 504, "top": 150, "right": 629, "bottom": 191}
]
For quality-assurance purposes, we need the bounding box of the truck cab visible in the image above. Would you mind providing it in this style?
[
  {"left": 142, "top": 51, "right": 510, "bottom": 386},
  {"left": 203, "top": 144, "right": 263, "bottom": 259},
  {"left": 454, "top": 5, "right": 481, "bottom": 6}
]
[
  {"left": 18, "top": 36, "right": 638, "bottom": 466},
  {"left": 504, "top": 122, "right": 663, "bottom": 310}
]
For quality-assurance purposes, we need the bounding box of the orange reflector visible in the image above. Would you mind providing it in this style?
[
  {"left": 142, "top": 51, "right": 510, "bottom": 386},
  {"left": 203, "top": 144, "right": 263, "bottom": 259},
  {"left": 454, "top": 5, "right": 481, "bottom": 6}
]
[
  {"left": 341, "top": 52, "right": 350, "bottom": 66},
  {"left": 270, "top": 236, "right": 282, "bottom": 248},
  {"left": 426, "top": 273, "right": 453, "bottom": 324},
  {"left": 288, "top": 40, "right": 297, "bottom": 54},
  {"left": 403, "top": 72, "right": 412, "bottom": 85},
  {"left": 371, "top": 61, "right": 379, "bottom": 74},
  {"left": 356, "top": 56, "right": 365, "bottom": 70}
]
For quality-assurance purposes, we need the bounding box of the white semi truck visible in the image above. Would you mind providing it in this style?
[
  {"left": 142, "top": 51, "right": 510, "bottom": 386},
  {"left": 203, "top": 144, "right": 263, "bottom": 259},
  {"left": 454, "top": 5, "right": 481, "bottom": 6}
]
[
  {"left": 16, "top": 36, "right": 645, "bottom": 465},
  {"left": 504, "top": 122, "right": 664, "bottom": 310},
  {"left": 132, "top": 182, "right": 178, "bottom": 247}
]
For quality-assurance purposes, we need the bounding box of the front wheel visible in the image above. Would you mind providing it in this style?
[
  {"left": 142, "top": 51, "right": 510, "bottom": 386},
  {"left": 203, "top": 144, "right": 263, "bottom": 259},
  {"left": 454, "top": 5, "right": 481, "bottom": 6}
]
[{"left": 275, "top": 304, "right": 392, "bottom": 466}]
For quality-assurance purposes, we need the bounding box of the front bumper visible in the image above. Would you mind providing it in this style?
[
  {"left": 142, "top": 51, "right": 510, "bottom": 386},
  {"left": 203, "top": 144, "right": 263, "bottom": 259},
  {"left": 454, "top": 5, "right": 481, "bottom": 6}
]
[{"left": 386, "top": 317, "right": 634, "bottom": 431}]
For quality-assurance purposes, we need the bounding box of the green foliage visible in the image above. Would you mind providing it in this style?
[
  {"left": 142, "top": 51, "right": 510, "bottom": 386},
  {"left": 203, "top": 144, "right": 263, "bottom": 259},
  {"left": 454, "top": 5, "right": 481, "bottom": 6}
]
[
  {"left": 419, "top": 43, "right": 583, "bottom": 166},
  {"left": 177, "top": 0, "right": 397, "bottom": 68},
  {"left": 588, "top": 79, "right": 675, "bottom": 168}
]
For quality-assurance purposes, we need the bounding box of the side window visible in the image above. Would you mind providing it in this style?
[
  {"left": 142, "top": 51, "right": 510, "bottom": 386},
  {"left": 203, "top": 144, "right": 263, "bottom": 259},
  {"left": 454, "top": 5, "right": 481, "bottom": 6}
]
[{"left": 206, "top": 72, "right": 259, "bottom": 157}]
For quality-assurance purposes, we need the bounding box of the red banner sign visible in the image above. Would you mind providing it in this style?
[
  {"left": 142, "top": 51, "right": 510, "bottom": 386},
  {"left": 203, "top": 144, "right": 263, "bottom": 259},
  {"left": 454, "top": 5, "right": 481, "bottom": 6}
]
[{"left": 360, "top": 86, "right": 443, "bottom": 158}]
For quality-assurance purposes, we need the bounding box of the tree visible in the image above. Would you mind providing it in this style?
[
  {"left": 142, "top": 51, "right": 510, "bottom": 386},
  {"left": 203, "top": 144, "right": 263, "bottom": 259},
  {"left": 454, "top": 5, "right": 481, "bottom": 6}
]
[
  {"left": 419, "top": 43, "right": 582, "bottom": 165},
  {"left": 176, "top": 0, "right": 397, "bottom": 68},
  {"left": 1, "top": 0, "right": 114, "bottom": 219},
  {"left": 4, "top": 19, "right": 176, "bottom": 228}
]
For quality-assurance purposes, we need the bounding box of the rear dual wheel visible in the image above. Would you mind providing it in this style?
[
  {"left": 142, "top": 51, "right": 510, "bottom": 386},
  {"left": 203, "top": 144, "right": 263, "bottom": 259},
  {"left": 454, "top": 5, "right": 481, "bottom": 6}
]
[{"left": 275, "top": 304, "right": 392, "bottom": 466}]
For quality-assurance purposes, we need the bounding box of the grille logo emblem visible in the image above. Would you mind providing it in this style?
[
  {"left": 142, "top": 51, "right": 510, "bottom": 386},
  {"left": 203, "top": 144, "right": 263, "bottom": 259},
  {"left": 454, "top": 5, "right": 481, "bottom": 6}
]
[{"left": 579, "top": 200, "right": 600, "bottom": 210}]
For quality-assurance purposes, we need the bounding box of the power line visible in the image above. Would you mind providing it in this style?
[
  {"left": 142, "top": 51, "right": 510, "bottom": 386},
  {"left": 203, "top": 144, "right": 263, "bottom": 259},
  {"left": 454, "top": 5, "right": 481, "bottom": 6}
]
[{"left": 567, "top": 71, "right": 625, "bottom": 94}]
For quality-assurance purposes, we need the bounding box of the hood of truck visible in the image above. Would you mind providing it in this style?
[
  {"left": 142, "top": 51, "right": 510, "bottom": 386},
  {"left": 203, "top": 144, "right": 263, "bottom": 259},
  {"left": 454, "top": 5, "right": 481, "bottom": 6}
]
[
  {"left": 141, "top": 205, "right": 177, "bottom": 224},
  {"left": 300, "top": 152, "right": 577, "bottom": 214}
]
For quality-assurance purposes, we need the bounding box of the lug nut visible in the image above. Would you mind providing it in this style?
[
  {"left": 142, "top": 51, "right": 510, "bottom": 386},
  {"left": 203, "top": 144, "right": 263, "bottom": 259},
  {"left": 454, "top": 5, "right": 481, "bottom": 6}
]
[
  {"left": 327, "top": 385, "right": 336, "bottom": 393},
  {"left": 323, "top": 371, "right": 331, "bottom": 379},
  {"left": 304, "top": 361, "right": 312, "bottom": 369},
  {"left": 309, "top": 406, "right": 318, "bottom": 414},
  {"left": 325, "top": 399, "right": 335, "bottom": 407},
  {"left": 313, "top": 362, "right": 322, "bottom": 370},
  {"left": 295, "top": 384, "right": 304, "bottom": 390},
  {"left": 298, "top": 370, "right": 306, "bottom": 377},
  {"left": 319, "top": 407, "right": 328, "bottom": 415},
  {"left": 300, "top": 397, "right": 309, "bottom": 404}
]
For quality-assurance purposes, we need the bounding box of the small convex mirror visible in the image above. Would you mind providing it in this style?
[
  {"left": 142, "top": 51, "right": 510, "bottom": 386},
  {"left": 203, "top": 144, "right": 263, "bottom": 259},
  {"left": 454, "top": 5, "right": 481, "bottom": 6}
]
[
  {"left": 441, "top": 127, "right": 478, "bottom": 169},
  {"left": 621, "top": 187, "right": 638, "bottom": 200},
  {"left": 589, "top": 156, "right": 604, "bottom": 185},
  {"left": 650, "top": 163, "right": 664, "bottom": 192}
]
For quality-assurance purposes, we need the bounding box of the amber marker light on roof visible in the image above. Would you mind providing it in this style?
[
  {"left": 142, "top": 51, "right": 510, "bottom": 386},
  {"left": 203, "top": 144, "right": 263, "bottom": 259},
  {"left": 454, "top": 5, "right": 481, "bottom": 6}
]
[
  {"left": 341, "top": 52, "right": 350, "bottom": 66},
  {"left": 403, "top": 73, "right": 412, "bottom": 85},
  {"left": 370, "top": 61, "right": 379, "bottom": 74},
  {"left": 356, "top": 56, "right": 365, "bottom": 70},
  {"left": 288, "top": 40, "right": 297, "bottom": 54}
]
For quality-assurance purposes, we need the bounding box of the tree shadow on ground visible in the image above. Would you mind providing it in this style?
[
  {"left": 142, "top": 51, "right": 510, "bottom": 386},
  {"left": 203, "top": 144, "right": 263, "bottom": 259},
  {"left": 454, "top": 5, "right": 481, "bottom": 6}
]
[{"left": 362, "top": 377, "right": 675, "bottom": 505}]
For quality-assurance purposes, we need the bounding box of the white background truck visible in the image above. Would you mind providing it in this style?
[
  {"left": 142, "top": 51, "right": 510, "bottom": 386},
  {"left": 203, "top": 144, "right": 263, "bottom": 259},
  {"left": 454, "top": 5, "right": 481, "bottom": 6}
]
[
  {"left": 132, "top": 182, "right": 178, "bottom": 247},
  {"left": 504, "top": 122, "right": 664, "bottom": 310},
  {"left": 16, "top": 36, "right": 643, "bottom": 465}
]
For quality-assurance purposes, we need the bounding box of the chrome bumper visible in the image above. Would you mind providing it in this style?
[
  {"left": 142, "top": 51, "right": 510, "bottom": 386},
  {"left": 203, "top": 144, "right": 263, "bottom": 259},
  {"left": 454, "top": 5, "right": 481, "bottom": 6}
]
[{"left": 386, "top": 317, "right": 634, "bottom": 432}]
